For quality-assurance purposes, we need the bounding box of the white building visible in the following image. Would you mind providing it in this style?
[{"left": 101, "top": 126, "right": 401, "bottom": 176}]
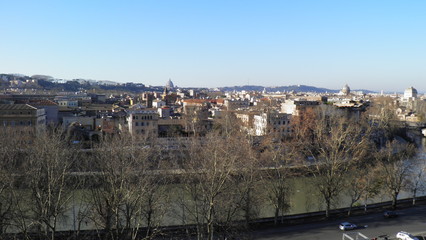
[
  {"left": 253, "top": 112, "right": 292, "bottom": 137},
  {"left": 401, "top": 86, "right": 419, "bottom": 110},
  {"left": 153, "top": 100, "right": 166, "bottom": 108},
  {"left": 281, "top": 99, "right": 320, "bottom": 116}
]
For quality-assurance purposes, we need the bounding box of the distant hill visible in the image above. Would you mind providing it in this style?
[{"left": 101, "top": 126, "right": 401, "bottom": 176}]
[
  {"left": 219, "top": 85, "right": 335, "bottom": 93},
  {"left": 0, "top": 73, "right": 163, "bottom": 93},
  {"left": 1, "top": 73, "right": 377, "bottom": 94},
  {"left": 219, "top": 85, "right": 376, "bottom": 94}
]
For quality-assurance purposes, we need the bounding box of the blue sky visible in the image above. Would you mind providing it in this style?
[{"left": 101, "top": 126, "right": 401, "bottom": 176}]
[{"left": 1, "top": 1, "right": 425, "bottom": 92}]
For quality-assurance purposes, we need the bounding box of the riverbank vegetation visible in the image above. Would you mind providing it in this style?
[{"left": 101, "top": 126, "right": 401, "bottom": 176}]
[{"left": 0, "top": 105, "right": 424, "bottom": 240}]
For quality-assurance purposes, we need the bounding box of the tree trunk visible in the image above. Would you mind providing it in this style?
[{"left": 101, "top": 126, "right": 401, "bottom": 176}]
[
  {"left": 325, "top": 199, "right": 331, "bottom": 218},
  {"left": 392, "top": 192, "right": 398, "bottom": 209},
  {"left": 207, "top": 202, "right": 214, "bottom": 240},
  {"left": 412, "top": 189, "right": 417, "bottom": 206},
  {"left": 274, "top": 208, "right": 279, "bottom": 225},
  {"left": 364, "top": 201, "right": 368, "bottom": 213},
  {"left": 348, "top": 203, "right": 353, "bottom": 216}
]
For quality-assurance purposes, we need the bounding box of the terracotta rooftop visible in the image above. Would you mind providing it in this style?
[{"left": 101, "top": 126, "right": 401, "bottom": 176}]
[
  {"left": 211, "top": 99, "right": 225, "bottom": 104},
  {"left": 28, "top": 100, "right": 58, "bottom": 106},
  {"left": 183, "top": 99, "right": 209, "bottom": 104}
]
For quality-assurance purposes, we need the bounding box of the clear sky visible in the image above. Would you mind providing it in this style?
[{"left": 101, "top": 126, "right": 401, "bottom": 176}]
[{"left": 1, "top": 1, "right": 425, "bottom": 92}]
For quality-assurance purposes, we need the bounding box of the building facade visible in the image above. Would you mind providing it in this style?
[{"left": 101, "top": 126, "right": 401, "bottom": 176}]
[
  {"left": 127, "top": 109, "right": 159, "bottom": 137},
  {"left": 0, "top": 104, "right": 46, "bottom": 133},
  {"left": 281, "top": 99, "right": 320, "bottom": 116},
  {"left": 253, "top": 112, "right": 292, "bottom": 137}
]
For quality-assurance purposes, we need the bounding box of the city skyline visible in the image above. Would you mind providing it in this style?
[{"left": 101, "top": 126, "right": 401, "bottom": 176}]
[{"left": 1, "top": 1, "right": 426, "bottom": 92}]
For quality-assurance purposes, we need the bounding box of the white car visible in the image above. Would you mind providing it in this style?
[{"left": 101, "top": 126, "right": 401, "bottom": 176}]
[
  {"left": 396, "top": 231, "right": 419, "bottom": 240},
  {"left": 339, "top": 222, "right": 357, "bottom": 230}
]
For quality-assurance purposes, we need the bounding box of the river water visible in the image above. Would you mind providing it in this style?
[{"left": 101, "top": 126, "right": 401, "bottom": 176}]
[{"left": 23, "top": 138, "right": 426, "bottom": 232}]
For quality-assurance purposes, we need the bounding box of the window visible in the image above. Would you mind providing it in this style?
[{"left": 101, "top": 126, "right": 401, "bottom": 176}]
[{"left": 135, "top": 122, "right": 139, "bottom": 126}]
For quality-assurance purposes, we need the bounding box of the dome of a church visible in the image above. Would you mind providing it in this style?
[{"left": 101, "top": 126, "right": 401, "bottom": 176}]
[
  {"left": 404, "top": 86, "right": 417, "bottom": 99},
  {"left": 341, "top": 84, "right": 350, "bottom": 95},
  {"left": 166, "top": 79, "right": 174, "bottom": 90}
]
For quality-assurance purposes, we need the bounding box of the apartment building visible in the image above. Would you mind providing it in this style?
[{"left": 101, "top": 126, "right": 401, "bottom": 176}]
[
  {"left": 0, "top": 104, "right": 46, "bottom": 133},
  {"left": 281, "top": 99, "right": 320, "bottom": 116},
  {"left": 253, "top": 112, "right": 292, "bottom": 137},
  {"left": 127, "top": 109, "right": 159, "bottom": 137}
]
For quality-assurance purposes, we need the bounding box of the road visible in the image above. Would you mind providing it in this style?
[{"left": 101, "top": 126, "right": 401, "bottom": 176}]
[{"left": 252, "top": 205, "right": 426, "bottom": 240}]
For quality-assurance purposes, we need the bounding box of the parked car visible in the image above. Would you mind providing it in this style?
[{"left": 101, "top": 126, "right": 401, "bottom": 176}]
[
  {"left": 396, "top": 231, "right": 419, "bottom": 240},
  {"left": 384, "top": 210, "right": 398, "bottom": 218},
  {"left": 339, "top": 222, "right": 357, "bottom": 231}
]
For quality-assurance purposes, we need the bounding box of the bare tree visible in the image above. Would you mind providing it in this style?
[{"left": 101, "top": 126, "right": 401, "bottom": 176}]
[
  {"left": 259, "top": 136, "right": 294, "bottom": 225},
  {"left": 367, "top": 96, "right": 401, "bottom": 143},
  {"left": 414, "top": 100, "right": 426, "bottom": 122},
  {"left": 211, "top": 110, "right": 243, "bottom": 138},
  {"left": 267, "top": 168, "right": 292, "bottom": 224},
  {"left": 294, "top": 107, "right": 372, "bottom": 217},
  {"left": 375, "top": 141, "right": 416, "bottom": 209},
  {"left": 88, "top": 133, "right": 168, "bottom": 240},
  {"left": 0, "top": 126, "right": 37, "bottom": 239},
  {"left": 0, "top": 127, "right": 22, "bottom": 235},
  {"left": 183, "top": 103, "right": 210, "bottom": 137},
  {"left": 344, "top": 166, "right": 382, "bottom": 216},
  {"left": 180, "top": 133, "right": 250, "bottom": 240},
  {"left": 212, "top": 114, "right": 263, "bottom": 231},
  {"left": 229, "top": 136, "right": 262, "bottom": 230},
  {"left": 405, "top": 153, "right": 425, "bottom": 206},
  {"left": 21, "top": 128, "right": 76, "bottom": 240}
]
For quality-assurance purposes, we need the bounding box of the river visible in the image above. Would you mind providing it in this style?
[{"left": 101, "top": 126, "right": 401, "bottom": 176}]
[{"left": 10, "top": 138, "right": 426, "bottom": 232}]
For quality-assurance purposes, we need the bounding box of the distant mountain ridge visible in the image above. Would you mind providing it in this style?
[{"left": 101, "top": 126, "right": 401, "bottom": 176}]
[
  {"left": 0, "top": 73, "right": 157, "bottom": 92},
  {"left": 1, "top": 73, "right": 376, "bottom": 93},
  {"left": 219, "top": 85, "right": 376, "bottom": 93}
]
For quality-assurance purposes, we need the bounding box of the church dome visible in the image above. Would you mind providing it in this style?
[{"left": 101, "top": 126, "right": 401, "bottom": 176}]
[
  {"left": 166, "top": 78, "right": 174, "bottom": 90},
  {"left": 341, "top": 84, "right": 350, "bottom": 95},
  {"left": 404, "top": 86, "right": 417, "bottom": 99}
]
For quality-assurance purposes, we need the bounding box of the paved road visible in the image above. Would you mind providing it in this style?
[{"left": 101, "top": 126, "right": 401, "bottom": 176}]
[{"left": 252, "top": 205, "right": 426, "bottom": 240}]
